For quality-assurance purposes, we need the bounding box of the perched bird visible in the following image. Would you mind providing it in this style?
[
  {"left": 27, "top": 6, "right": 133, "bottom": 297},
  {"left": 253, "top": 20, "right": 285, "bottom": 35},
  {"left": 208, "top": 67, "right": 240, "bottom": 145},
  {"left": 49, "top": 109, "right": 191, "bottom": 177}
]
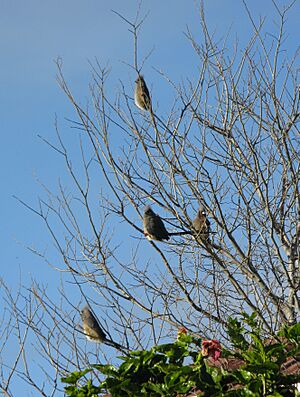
[
  {"left": 193, "top": 206, "right": 210, "bottom": 242},
  {"left": 80, "top": 306, "right": 107, "bottom": 342},
  {"left": 134, "top": 75, "right": 152, "bottom": 111},
  {"left": 143, "top": 206, "right": 170, "bottom": 241}
]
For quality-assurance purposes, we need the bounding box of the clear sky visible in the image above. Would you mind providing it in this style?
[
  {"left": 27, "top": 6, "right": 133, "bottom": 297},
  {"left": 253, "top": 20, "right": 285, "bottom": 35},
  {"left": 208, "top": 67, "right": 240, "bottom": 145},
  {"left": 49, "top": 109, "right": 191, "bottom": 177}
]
[{"left": 0, "top": 0, "right": 299, "bottom": 395}]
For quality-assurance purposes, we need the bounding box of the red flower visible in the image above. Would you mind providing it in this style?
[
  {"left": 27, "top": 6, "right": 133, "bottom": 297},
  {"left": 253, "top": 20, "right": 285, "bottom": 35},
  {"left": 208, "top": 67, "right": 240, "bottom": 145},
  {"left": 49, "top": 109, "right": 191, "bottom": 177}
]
[
  {"left": 201, "top": 339, "right": 222, "bottom": 361},
  {"left": 177, "top": 327, "right": 188, "bottom": 338}
]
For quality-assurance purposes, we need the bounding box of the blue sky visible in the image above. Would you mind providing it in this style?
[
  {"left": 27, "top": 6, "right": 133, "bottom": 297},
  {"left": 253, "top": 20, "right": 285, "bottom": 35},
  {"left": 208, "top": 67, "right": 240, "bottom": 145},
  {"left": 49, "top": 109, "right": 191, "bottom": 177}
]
[
  {"left": 0, "top": 0, "right": 299, "bottom": 395},
  {"left": 1, "top": 0, "right": 299, "bottom": 281}
]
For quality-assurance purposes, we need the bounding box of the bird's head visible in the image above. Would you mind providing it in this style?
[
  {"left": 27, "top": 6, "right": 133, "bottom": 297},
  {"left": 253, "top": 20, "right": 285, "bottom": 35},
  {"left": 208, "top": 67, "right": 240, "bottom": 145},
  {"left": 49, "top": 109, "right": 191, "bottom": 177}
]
[
  {"left": 144, "top": 205, "right": 154, "bottom": 216},
  {"left": 197, "top": 204, "right": 206, "bottom": 216},
  {"left": 135, "top": 74, "right": 144, "bottom": 84},
  {"left": 80, "top": 305, "right": 91, "bottom": 319}
]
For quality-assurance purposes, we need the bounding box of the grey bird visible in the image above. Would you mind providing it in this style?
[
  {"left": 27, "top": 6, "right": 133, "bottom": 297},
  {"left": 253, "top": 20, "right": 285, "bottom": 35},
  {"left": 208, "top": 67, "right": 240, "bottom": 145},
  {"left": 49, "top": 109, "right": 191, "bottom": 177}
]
[
  {"left": 143, "top": 206, "right": 170, "bottom": 241},
  {"left": 193, "top": 206, "right": 210, "bottom": 242},
  {"left": 134, "top": 75, "right": 152, "bottom": 111},
  {"left": 80, "top": 306, "right": 107, "bottom": 342}
]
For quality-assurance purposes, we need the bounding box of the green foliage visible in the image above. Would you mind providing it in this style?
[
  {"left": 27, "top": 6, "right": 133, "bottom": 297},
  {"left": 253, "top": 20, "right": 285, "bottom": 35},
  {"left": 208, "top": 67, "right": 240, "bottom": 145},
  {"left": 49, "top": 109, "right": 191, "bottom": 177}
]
[{"left": 62, "top": 315, "right": 300, "bottom": 397}]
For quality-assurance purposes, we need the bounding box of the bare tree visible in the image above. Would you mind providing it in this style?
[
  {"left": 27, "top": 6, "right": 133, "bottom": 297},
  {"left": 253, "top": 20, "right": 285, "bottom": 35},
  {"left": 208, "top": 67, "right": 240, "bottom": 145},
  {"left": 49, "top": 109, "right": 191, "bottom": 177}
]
[{"left": 1, "top": 1, "right": 299, "bottom": 395}]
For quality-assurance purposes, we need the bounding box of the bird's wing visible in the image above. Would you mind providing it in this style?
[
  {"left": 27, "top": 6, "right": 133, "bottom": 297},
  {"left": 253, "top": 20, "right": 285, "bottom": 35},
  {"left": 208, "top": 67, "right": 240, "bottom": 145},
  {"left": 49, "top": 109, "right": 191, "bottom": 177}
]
[
  {"left": 84, "top": 314, "right": 106, "bottom": 340},
  {"left": 152, "top": 215, "right": 169, "bottom": 239},
  {"left": 206, "top": 218, "right": 210, "bottom": 229},
  {"left": 141, "top": 82, "right": 151, "bottom": 109}
]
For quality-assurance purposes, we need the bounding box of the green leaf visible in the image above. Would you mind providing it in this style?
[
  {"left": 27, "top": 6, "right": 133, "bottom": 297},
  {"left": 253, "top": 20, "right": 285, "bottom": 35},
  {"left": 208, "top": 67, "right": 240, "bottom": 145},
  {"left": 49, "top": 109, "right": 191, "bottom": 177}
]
[
  {"left": 278, "top": 322, "right": 300, "bottom": 343},
  {"left": 245, "top": 362, "right": 280, "bottom": 373},
  {"left": 61, "top": 369, "right": 91, "bottom": 384},
  {"left": 227, "top": 317, "right": 249, "bottom": 351}
]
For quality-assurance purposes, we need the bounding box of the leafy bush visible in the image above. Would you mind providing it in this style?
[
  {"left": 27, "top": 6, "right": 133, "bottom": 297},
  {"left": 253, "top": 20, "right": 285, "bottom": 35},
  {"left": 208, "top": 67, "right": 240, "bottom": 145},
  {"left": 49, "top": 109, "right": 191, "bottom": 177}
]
[{"left": 62, "top": 314, "right": 299, "bottom": 396}]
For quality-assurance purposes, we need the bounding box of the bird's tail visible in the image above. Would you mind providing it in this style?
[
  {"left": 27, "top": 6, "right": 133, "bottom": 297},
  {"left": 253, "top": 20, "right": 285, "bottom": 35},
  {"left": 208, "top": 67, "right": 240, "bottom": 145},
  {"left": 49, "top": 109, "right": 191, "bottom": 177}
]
[
  {"left": 104, "top": 339, "right": 129, "bottom": 355},
  {"left": 168, "top": 231, "right": 193, "bottom": 236}
]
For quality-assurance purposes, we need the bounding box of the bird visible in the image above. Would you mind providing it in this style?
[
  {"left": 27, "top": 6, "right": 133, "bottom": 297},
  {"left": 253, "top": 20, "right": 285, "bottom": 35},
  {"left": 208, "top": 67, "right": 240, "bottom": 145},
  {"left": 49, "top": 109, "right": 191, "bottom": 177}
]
[
  {"left": 80, "top": 306, "right": 107, "bottom": 342},
  {"left": 193, "top": 206, "right": 210, "bottom": 242},
  {"left": 134, "top": 75, "right": 152, "bottom": 111},
  {"left": 143, "top": 206, "right": 170, "bottom": 241},
  {"left": 80, "top": 306, "right": 127, "bottom": 352}
]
